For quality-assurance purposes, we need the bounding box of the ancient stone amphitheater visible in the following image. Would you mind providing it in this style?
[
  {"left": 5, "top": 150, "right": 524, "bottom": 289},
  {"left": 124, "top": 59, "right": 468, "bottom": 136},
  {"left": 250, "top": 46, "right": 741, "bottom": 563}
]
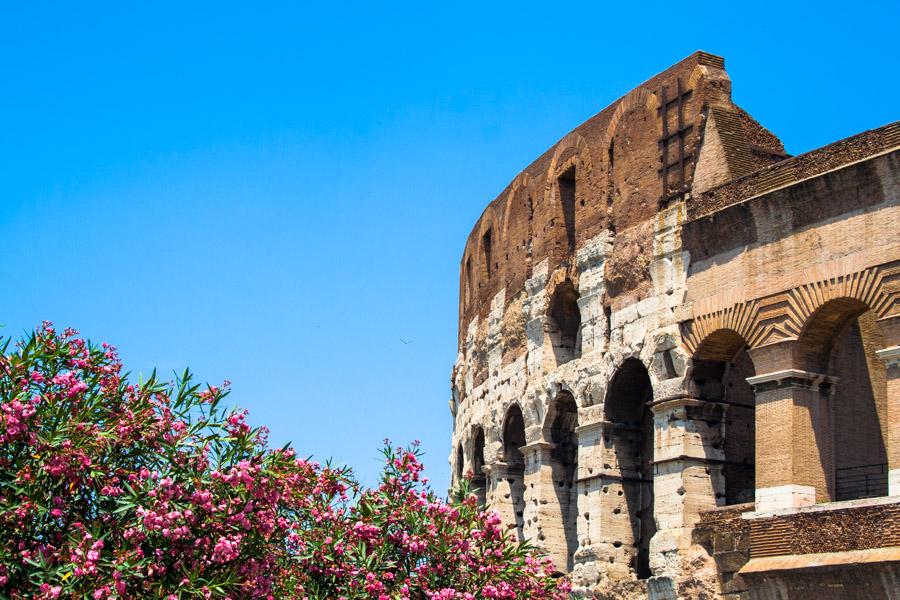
[{"left": 448, "top": 51, "right": 899, "bottom": 599}]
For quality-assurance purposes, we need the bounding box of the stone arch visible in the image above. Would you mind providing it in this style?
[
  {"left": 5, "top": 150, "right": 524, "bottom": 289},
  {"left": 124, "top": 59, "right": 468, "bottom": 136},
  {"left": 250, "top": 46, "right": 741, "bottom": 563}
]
[
  {"left": 682, "top": 292, "right": 762, "bottom": 358},
  {"left": 796, "top": 297, "right": 871, "bottom": 372},
  {"left": 545, "top": 279, "right": 582, "bottom": 366},
  {"left": 455, "top": 443, "right": 465, "bottom": 485},
  {"left": 604, "top": 357, "right": 655, "bottom": 579},
  {"left": 546, "top": 133, "right": 596, "bottom": 257},
  {"left": 689, "top": 329, "right": 757, "bottom": 505},
  {"left": 502, "top": 174, "right": 535, "bottom": 294},
  {"left": 604, "top": 87, "right": 662, "bottom": 229},
  {"left": 543, "top": 390, "right": 579, "bottom": 573},
  {"left": 797, "top": 297, "right": 888, "bottom": 501},
  {"left": 462, "top": 250, "right": 474, "bottom": 310},
  {"left": 476, "top": 208, "right": 501, "bottom": 287},
  {"left": 519, "top": 393, "right": 544, "bottom": 440},
  {"left": 786, "top": 263, "right": 893, "bottom": 347},
  {"left": 692, "top": 328, "right": 749, "bottom": 363},
  {"left": 604, "top": 88, "right": 660, "bottom": 143}
]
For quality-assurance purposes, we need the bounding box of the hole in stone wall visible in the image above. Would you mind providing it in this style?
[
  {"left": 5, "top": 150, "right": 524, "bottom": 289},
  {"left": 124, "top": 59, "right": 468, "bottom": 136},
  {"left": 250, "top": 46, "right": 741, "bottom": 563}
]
[
  {"left": 482, "top": 229, "right": 493, "bottom": 280},
  {"left": 558, "top": 167, "right": 577, "bottom": 253},
  {"left": 547, "top": 280, "right": 582, "bottom": 365},
  {"left": 456, "top": 444, "right": 464, "bottom": 483},
  {"left": 604, "top": 305, "right": 612, "bottom": 344},
  {"left": 662, "top": 349, "right": 678, "bottom": 379}
]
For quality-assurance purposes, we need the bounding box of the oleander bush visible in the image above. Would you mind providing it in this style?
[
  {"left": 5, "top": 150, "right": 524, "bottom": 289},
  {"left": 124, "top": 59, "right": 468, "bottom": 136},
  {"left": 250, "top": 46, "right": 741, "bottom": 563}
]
[{"left": 0, "top": 323, "right": 569, "bottom": 599}]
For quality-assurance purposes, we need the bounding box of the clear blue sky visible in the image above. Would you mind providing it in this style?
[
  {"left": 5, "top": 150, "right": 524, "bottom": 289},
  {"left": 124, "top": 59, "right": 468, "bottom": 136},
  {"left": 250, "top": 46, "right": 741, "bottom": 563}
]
[{"left": 2, "top": 1, "right": 897, "bottom": 492}]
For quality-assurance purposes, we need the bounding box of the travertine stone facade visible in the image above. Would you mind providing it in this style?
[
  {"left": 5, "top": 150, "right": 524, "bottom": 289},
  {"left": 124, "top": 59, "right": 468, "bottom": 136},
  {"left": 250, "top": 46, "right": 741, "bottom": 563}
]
[{"left": 449, "top": 51, "right": 900, "bottom": 599}]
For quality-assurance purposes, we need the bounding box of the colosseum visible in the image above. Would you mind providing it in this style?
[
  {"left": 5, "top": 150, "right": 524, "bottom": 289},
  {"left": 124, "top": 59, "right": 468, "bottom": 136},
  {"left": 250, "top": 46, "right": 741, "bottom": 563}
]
[{"left": 448, "top": 51, "right": 899, "bottom": 599}]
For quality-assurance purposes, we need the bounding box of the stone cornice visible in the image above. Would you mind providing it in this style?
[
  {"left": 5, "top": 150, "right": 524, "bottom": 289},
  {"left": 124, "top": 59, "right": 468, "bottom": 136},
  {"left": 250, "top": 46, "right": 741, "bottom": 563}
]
[
  {"left": 875, "top": 345, "right": 900, "bottom": 367},
  {"left": 746, "top": 369, "right": 838, "bottom": 392}
]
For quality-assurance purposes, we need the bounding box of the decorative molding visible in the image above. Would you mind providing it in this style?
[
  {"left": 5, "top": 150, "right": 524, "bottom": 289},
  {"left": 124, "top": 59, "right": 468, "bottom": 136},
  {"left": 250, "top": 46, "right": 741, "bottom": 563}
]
[
  {"left": 683, "top": 262, "right": 898, "bottom": 358},
  {"left": 547, "top": 132, "right": 595, "bottom": 182},
  {"left": 875, "top": 346, "right": 900, "bottom": 367},
  {"left": 788, "top": 262, "right": 893, "bottom": 325},
  {"left": 746, "top": 369, "right": 837, "bottom": 388}
]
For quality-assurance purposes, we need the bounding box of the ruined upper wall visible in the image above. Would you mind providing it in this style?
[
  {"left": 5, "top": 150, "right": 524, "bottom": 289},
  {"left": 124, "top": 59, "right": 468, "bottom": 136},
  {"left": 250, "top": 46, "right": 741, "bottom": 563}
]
[
  {"left": 457, "top": 51, "right": 786, "bottom": 349},
  {"left": 690, "top": 121, "right": 900, "bottom": 221}
]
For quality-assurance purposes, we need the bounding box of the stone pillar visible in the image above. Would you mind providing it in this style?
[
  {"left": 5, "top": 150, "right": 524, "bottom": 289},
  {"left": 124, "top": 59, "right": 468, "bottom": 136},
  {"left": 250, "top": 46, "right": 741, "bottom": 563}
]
[
  {"left": 875, "top": 314, "right": 900, "bottom": 496},
  {"left": 650, "top": 396, "right": 725, "bottom": 574},
  {"left": 575, "top": 231, "right": 612, "bottom": 359},
  {"left": 525, "top": 316, "right": 545, "bottom": 376},
  {"left": 485, "top": 462, "right": 527, "bottom": 539},
  {"left": 746, "top": 366, "right": 837, "bottom": 510},
  {"left": 483, "top": 463, "right": 505, "bottom": 515},
  {"left": 521, "top": 440, "right": 569, "bottom": 572},
  {"left": 875, "top": 345, "right": 900, "bottom": 495},
  {"left": 577, "top": 292, "right": 606, "bottom": 357},
  {"left": 571, "top": 421, "right": 631, "bottom": 584}
]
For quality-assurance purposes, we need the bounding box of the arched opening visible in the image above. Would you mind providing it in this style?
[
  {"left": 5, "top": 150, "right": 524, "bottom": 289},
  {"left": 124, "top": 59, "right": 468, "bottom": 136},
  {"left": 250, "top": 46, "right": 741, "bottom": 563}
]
[
  {"left": 502, "top": 405, "right": 527, "bottom": 542},
  {"left": 605, "top": 358, "right": 654, "bottom": 579},
  {"left": 482, "top": 228, "right": 493, "bottom": 280},
  {"left": 546, "top": 392, "right": 578, "bottom": 572},
  {"left": 798, "top": 299, "right": 888, "bottom": 501},
  {"left": 692, "top": 329, "right": 756, "bottom": 505},
  {"left": 558, "top": 166, "right": 577, "bottom": 252},
  {"left": 456, "top": 443, "right": 464, "bottom": 485},
  {"left": 547, "top": 280, "right": 581, "bottom": 365},
  {"left": 472, "top": 427, "right": 487, "bottom": 509}
]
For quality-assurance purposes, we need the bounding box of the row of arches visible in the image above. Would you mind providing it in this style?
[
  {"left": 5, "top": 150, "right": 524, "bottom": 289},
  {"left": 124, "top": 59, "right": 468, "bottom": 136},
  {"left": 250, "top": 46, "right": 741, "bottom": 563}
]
[
  {"left": 456, "top": 294, "right": 890, "bottom": 579},
  {"left": 462, "top": 160, "right": 585, "bottom": 315},
  {"left": 460, "top": 84, "right": 675, "bottom": 319},
  {"left": 695, "top": 297, "right": 889, "bottom": 503},
  {"left": 456, "top": 359, "right": 658, "bottom": 577}
]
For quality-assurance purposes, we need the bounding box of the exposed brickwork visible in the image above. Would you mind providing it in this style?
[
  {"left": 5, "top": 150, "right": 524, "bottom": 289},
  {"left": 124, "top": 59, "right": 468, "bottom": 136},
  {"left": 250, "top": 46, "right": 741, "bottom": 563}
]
[
  {"left": 458, "top": 51, "right": 763, "bottom": 344},
  {"left": 449, "top": 51, "right": 900, "bottom": 599},
  {"left": 693, "top": 505, "right": 753, "bottom": 598},
  {"left": 689, "top": 122, "right": 900, "bottom": 220},
  {"left": 749, "top": 502, "right": 900, "bottom": 558}
]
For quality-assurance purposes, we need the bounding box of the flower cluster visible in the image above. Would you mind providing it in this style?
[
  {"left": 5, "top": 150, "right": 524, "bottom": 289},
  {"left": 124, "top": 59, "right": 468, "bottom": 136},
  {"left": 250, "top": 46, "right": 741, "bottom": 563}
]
[{"left": 0, "top": 324, "right": 569, "bottom": 599}]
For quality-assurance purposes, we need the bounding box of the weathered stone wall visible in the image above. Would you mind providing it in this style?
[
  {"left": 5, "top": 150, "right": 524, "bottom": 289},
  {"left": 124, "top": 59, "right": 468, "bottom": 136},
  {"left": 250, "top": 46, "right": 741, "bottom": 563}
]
[
  {"left": 449, "top": 50, "right": 900, "bottom": 598},
  {"left": 692, "top": 504, "right": 753, "bottom": 600},
  {"left": 456, "top": 51, "right": 787, "bottom": 348}
]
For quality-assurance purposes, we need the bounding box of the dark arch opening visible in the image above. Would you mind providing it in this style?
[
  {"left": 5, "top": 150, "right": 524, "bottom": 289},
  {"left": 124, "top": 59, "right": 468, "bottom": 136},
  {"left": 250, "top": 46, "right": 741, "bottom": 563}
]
[
  {"left": 472, "top": 427, "right": 487, "bottom": 509},
  {"left": 558, "top": 166, "right": 577, "bottom": 252},
  {"left": 797, "top": 297, "right": 869, "bottom": 373},
  {"left": 829, "top": 311, "right": 888, "bottom": 499},
  {"left": 503, "top": 405, "right": 527, "bottom": 542},
  {"left": 605, "top": 358, "right": 655, "bottom": 579},
  {"left": 691, "top": 330, "right": 757, "bottom": 506},
  {"left": 547, "top": 392, "right": 578, "bottom": 572},
  {"left": 797, "top": 300, "right": 888, "bottom": 501},
  {"left": 456, "top": 443, "right": 464, "bottom": 484},
  {"left": 482, "top": 228, "right": 493, "bottom": 281},
  {"left": 547, "top": 280, "right": 581, "bottom": 365}
]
